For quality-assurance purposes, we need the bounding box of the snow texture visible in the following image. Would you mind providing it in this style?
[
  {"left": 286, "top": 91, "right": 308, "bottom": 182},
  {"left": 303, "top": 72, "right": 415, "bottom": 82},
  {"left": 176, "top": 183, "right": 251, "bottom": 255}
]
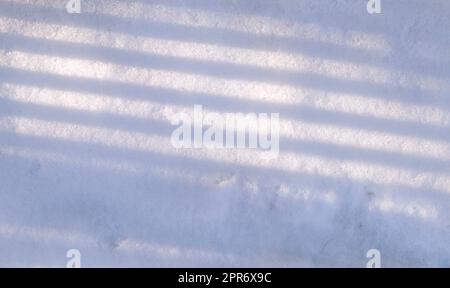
[{"left": 0, "top": 0, "right": 449, "bottom": 267}]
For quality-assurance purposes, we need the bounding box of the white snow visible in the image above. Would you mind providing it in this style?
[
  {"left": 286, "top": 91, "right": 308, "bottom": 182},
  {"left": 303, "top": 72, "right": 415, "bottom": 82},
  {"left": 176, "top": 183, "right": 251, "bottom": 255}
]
[{"left": 0, "top": 0, "right": 449, "bottom": 267}]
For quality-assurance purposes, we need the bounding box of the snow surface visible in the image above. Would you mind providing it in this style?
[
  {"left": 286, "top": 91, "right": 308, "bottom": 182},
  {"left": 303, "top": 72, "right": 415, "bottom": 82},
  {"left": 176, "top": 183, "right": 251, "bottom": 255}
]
[{"left": 0, "top": 0, "right": 450, "bottom": 267}]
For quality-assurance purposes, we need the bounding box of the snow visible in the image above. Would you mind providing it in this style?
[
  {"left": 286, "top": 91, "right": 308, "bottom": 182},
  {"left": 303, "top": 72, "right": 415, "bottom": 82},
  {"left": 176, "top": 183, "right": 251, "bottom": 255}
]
[{"left": 0, "top": 0, "right": 450, "bottom": 267}]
